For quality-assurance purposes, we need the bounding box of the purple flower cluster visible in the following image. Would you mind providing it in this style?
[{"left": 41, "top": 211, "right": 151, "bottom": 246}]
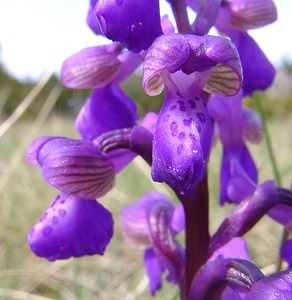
[{"left": 26, "top": 0, "right": 292, "bottom": 299}]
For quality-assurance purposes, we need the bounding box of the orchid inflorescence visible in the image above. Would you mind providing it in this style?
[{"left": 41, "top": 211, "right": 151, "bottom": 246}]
[{"left": 26, "top": 0, "right": 292, "bottom": 299}]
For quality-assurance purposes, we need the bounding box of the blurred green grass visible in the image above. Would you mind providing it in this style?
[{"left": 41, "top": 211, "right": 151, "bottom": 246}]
[{"left": 0, "top": 92, "right": 292, "bottom": 299}]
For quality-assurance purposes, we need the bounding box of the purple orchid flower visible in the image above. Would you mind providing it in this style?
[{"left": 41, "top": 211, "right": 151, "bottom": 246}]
[
  {"left": 27, "top": 193, "right": 114, "bottom": 261},
  {"left": 208, "top": 90, "right": 259, "bottom": 204},
  {"left": 187, "top": 0, "right": 277, "bottom": 95},
  {"left": 143, "top": 33, "right": 242, "bottom": 192},
  {"left": 94, "top": 0, "right": 163, "bottom": 52},
  {"left": 120, "top": 192, "right": 185, "bottom": 295}
]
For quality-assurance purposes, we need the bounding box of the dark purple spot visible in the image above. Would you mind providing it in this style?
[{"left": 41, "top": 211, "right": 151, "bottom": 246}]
[
  {"left": 189, "top": 133, "right": 197, "bottom": 141},
  {"left": 197, "top": 112, "right": 206, "bottom": 123},
  {"left": 59, "top": 209, "right": 66, "bottom": 217},
  {"left": 196, "top": 122, "right": 202, "bottom": 132},
  {"left": 179, "top": 105, "right": 186, "bottom": 112},
  {"left": 177, "top": 144, "right": 184, "bottom": 155},
  {"left": 52, "top": 216, "right": 59, "bottom": 224},
  {"left": 188, "top": 99, "right": 196, "bottom": 109},
  {"left": 194, "top": 96, "right": 200, "bottom": 101},
  {"left": 178, "top": 132, "right": 185, "bottom": 139},
  {"left": 183, "top": 118, "right": 193, "bottom": 126},
  {"left": 42, "top": 226, "right": 53, "bottom": 236},
  {"left": 170, "top": 105, "right": 177, "bottom": 111},
  {"left": 163, "top": 114, "right": 170, "bottom": 122}
]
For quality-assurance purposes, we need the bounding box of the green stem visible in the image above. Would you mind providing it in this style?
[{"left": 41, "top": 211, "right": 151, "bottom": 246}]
[
  {"left": 254, "top": 92, "right": 282, "bottom": 186},
  {"left": 254, "top": 92, "right": 285, "bottom": 272}
]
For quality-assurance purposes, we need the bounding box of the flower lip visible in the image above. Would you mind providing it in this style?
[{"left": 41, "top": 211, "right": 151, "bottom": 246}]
[{"left": 28, "top": 193, "right": 114, "bottom": 261}]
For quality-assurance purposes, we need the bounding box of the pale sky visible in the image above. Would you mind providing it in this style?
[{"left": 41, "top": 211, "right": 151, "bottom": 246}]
[{"left": 0, "top": 0, "right": 291, "bottom": 81}]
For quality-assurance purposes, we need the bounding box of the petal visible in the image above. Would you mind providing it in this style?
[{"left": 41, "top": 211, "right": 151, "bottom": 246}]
[
  {"left": 143, "top": 34, "right": 190, "bottom": 96},
  {"left": 170, "top": 204, "right": 185, "bottom": 234},
  {"left": 94, "top": 0, "right": 162, "bottom": 53},
  {"left": 61, "top": 44, "right": 122, "bottom": 89},
  {"left": 208, "top": 92, "right": 258, "bottom": 204},
  {"left": 147, "top": 203, "right": 185, "bottom": 285},
  {"left": 192, "top": 0, "right": 222, "bottom": 35},
  {"left": 151, "top": 90, "right": 212, "bottom": 192},
  {"left": 28, "top": 193, "right": 114, "bottom": 261},
  {"left": 193, "top": 35, "right": 242, "bottom": 96},
  {"left": 189, "top": 256, "right": 227, "bottom": 300},
  {"left": 209, "top": 237, "right": 250, "bottom": 261},
  {"left": 144, "top": 248, "right": 165, "bottom": 295},
  {"left": 120, "top": 192, "right": 174, "bottom": 249},
  {"left": 86, "top": 0, "right": 102, "bottom": 34},
  {"left": 26, "top": 136, "right": 59, "bottom": 166},
  {"left": 282, "top": 239, "right": 292, "bottom": 268},
  {"left": 228, "top": 0, "right": 277, "bottom": 30},
  {"left": 76, "top": 85, "right": 138, "bottom": 140},
  {"left": 229, "top": 31, "right": 275, "bottom": 95},
  {"left": 39, "top": 138, "right": 115, "bottom": 199},
  {"left": 245, "top": 270, "right": 292, "bottom": 300},
  {"left": 241, "top": 107, "right": 263, "bottom": 144}
]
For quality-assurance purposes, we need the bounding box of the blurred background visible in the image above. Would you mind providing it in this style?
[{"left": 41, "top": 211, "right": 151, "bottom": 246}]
[{"left": 0, "top": 0, "right": 292, "bottom": 299}]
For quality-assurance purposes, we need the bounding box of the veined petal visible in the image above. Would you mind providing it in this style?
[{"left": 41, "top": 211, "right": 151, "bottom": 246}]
[
  {"left": 61, "top": 44, "right": 122, "bottom": 89},
  {"left": 152, "top": 90, "right": 212, "bottom": 192},
  {"left": 94, "top": 0, "right": 162, "bottom": 53},
  {"left": 41, "top": 139, "right": 115, "bottom": 199},
  {"left": 28, "top": 193, "right": 114, "bottom": 261},
  {"left": 197, "top": 35, "right": 242, "bottom": 96},
  {"left": 229, "top": 0, "right": 277, "bottom": 30},
  {"left": 143, "top": 34, "right": 242, "bottom": 97},
  {"left": 143, "top": 34, "right": 190, "bottom": 96}
]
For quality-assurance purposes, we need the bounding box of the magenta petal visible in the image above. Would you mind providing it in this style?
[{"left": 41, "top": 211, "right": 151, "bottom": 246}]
[{"left": 28, "top": 194, "right": 114, "bottom": 261}]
